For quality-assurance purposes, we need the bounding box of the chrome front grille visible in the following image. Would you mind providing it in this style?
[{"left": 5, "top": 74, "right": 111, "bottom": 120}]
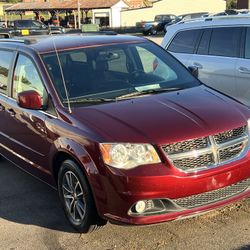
[
  {"left": 173, "top": 154, "right": 214, "bottom": 171},
  {"left": 219, "top": 143, "right": 244, "bottom": 162},
  {"left": 214, "top": 126, "right": 247, "bottom": 144},
  {"left": 162, "top": 137, "right": 208, "bottom": 155},
  {"left": 162, "top": 125, "right": 248, "bottom": 172},
  {"left": 174, "top": 178, "right": 250, "bottom": 209}
]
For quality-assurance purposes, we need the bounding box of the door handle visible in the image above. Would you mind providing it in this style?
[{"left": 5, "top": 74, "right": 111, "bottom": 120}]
[
  {"left": 6, "top": 108, "right": 16, "bottom": 117},
  {"left": 193, "top": 62, "right": 203, "bottom": 69},
  {"left": 0, "top": 104, "right": 5, "bottom": 112},
  {"left": 238, "top": 67, "right": 250, "bottom": 74}
]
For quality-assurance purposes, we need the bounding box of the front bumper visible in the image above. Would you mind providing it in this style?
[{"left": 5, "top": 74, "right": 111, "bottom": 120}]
[{"left": 95, "top": 154, "right": 250, "bottom": 225}]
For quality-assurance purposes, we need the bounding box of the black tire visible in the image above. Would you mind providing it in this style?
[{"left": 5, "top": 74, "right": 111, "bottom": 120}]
[
  {"left": 150, "top": 28, "right": 157, "bottom": 35},
  {"left": 142, "top": 30, "right": 149, "bottom": 36},
  {"left": 58, "top": 159, "right": 107, "bottom": 233}
]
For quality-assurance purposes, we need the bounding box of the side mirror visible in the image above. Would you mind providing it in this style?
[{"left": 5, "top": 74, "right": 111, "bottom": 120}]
[
  {"left": 188, "top": 66, "right": 199, "bottom": 78},
  {"left": 17, "top": 90, "right": 43, "bottom": 110}
]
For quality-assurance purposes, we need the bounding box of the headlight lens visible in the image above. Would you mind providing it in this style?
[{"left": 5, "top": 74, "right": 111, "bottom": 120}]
[
  {"left": 247, "top": 119, "right": 250, "bottom": 132},
  {"left": 100, "top": 143, "right": 161, "bottom": 169}
]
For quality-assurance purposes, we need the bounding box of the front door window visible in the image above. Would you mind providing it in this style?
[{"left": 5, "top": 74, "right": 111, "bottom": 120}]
[{"left": 13, "top": 54, "right": 47, "bottom": 104}]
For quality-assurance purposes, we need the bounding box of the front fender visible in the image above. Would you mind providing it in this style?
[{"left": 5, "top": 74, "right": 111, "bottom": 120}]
[
  {"left": 50, "top": 137, "right": 100, "bottom": 177},
  {"left": 50, "top": 137, "right": 108, "bottom": 215}
]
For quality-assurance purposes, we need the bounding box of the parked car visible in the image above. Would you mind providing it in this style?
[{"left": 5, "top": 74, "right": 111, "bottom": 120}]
[
  {"left": 0, "top": 35, "right": 250, "bottom": 233},
  {"left": 141, "top": 14, "right": 177, "bottom": 35},
  {"left": 161, "top": 15, "right": 250, "bottom": 106},
  {"left": 0, "top": 19, "right": 64, "bottom": 38},
  {"left": 0, "top": 21, "right": 6, "bottom": 28},
  {"left": 164, "top": 12, "right": 209, "bottom": 32}
]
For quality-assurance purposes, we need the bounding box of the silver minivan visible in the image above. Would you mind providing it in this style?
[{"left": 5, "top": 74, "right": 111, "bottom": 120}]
[{"left": 161, "top": 16, "right": 250, "bottom": 106}]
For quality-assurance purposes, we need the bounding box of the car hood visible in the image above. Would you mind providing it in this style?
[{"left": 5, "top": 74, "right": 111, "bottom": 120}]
[{"left": 72, "top": 86, "right": 249, "bottom": 145}]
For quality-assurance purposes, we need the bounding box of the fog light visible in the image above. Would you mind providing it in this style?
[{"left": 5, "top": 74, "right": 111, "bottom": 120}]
[
  {"left": 135, "top": 201, "right": 146, "bottom": 213},
  {"left": 129, "top": 199, "right": 185, "bottom": 216}
]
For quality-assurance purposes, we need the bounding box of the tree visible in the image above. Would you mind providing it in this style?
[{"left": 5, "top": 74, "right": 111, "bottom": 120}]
[
  {"left": 226, "top": 0, "right": 237, "bottom": 9},
  {"left": 5, "top": 0, "right": 21, "bottom": 3}
]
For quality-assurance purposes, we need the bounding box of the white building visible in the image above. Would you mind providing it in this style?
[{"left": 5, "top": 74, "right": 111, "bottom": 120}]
[{"left": 121, "top": 0, "right": 227, "bottom": 26}]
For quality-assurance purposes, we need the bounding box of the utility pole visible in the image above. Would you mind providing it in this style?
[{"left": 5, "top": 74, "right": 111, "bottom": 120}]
[{"left": 77, "top": 0, "right": 81, "bottom": 29}]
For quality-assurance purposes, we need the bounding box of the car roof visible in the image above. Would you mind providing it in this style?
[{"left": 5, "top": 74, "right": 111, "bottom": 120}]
[
  {"left": 179, "top": 12, "right": 208, "bottom": 17},
  {"left": 167, "top": 15, "right": 250, "bottom": 31},
  {"left": 0, "top": 34, "right": 148, "bottom": 54}
]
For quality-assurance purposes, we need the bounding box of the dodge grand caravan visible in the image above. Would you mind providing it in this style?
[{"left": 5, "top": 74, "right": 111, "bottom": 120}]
[{"left": 0, "top": 35, "right": 250, "bottom": 233}]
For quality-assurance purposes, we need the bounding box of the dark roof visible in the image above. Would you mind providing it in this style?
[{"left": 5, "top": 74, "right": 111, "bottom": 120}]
[
  {"left": 2, "top": 34, "right": 147, "bottom": 54},
  {"left": 5, "top": 0, "right": 148, "bottom": 12}
]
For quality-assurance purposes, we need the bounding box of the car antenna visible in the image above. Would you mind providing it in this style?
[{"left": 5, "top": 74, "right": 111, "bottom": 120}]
[{"left": 51, "top": 36, "right": 72, "bottom": 114}]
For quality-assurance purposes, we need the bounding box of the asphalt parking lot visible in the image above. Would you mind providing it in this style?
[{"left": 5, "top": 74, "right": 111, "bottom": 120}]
[
  {"left": 147, "top": 35, "right": 164, "bottom": 45},
  {"left": 1, "top": 159, "right": 250, "bottom": 250},
  {"left": 1, "top": 35, "right": 250, "bottom": 250}
]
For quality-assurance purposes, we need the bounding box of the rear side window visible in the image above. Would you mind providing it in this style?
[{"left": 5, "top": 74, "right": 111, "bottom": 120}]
[
  {"left": 209, "top": 27, "right": 241, "bottom": 57},
  {"left": 245, "top": 28, "right": 250, "bottom": 59},
  {"left": 0, "top": 50, "right": 13, "bottom": 95},
  {"left": 197, "top": 29, "right": 212, "bottom": 55},
  {"left": 168, "top": 29, "right": 201, "bottom": 54}
]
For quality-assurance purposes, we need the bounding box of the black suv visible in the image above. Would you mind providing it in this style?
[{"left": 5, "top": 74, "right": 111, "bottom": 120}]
[
  {"left": 142, "top": 14, "right": 177, "bottom": 35},
  {"left": 0, "top": 19, "right": 64, "bottom": 38}
]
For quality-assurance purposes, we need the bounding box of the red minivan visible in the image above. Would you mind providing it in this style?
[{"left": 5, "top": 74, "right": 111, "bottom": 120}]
[{"left": 0, "top": 35, "right": 250, "bottom": 233}]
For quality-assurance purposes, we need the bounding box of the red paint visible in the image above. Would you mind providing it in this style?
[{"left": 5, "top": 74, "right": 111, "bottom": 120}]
[
  {"left": 0, "top": 35, "right": 250, "bottom": 226},
  {"left": 17, "top": 90, "right": 42, "bottom": 110}
]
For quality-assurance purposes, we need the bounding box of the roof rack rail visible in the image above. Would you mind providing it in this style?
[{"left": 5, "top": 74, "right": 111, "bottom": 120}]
[
  {"left": 178, "top": 14, "right": 250, "bottom": 24},
  {"left": 0, "top": 38, "right": 32, "bottom": 44}
]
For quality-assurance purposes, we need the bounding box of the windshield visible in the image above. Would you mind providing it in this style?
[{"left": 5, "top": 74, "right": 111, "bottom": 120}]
[{"left": 42, "top": 41, "right": 200, "bottom": 106}]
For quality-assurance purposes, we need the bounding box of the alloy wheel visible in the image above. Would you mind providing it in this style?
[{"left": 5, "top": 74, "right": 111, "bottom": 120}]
[{"left": 62, "top": 171, "right": 86, "bottom": 224}]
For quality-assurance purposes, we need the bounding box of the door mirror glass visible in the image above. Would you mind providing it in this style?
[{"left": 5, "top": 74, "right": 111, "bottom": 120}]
[{"left": 17, "top": 90, "right": 43, "bottom": 110}]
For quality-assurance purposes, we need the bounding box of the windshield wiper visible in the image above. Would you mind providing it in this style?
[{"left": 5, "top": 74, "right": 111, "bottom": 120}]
[
  {"left": 116, "top": 87, "right": 182, "bottom": 100},
  {"left": 63, "top": 97, "right": 116, "bottom": 104}
]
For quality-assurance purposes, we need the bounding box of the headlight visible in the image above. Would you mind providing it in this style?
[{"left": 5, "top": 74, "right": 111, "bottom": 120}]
[
  {"left": 247, "top": 119, "right": 250, "bottom": 132},
  {"left": 100, "top": 143, "right": 161, "bottom": 169}
]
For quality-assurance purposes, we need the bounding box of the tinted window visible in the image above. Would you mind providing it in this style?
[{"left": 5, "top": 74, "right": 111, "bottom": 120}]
[
  {"left": 106, "top": 49, "right": 128, "bottom": 73},
  {"left": 13, "top": 54, "right": 47, "bottom": 103},
  {"left": 197, "top": 29, "right": 212, "bottom": 55},
  {"left": 136, "top": 46, "right": 177, "bottom": 81},
  {"left": 42, "top": 42, "right": 200, "bottom": 106},
  {"left": 69, "top": 51, "right": 87, "bottom": 62},
  {"left": 245, "top": 28, "right": 250, "bottom": 59},
  {"left": 209, "top": 27, "right": 241, "bottom": 57},
  {"left": 168, "top": 30, "right": 200, "bottom": 53},
  {"left": 0, "top": 50, "right": 13, "bottom": 95},
  {"left": 15, "top": 20, "right": 40, "bottom": 27}
]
